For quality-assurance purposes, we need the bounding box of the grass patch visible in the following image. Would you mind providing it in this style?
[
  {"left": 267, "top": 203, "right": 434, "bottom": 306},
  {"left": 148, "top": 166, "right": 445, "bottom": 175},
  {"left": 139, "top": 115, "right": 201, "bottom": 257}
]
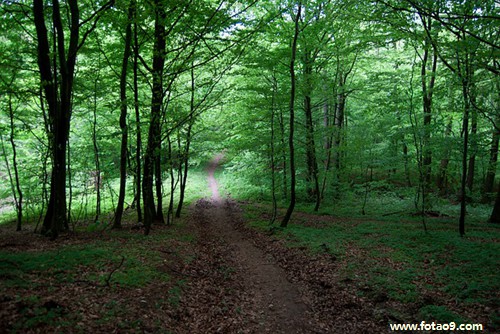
[
  {"left": 0, "top": 246, "right": 111, "bottom": 287},
  {"left": 418, "top": 305, "right": 466, "bottom": 323},
  {"left": 242, "top": 202, "right": 500, "bottom": 327},
  {"left": 0, "top": 221, "right": 196, "bottom": 332}
]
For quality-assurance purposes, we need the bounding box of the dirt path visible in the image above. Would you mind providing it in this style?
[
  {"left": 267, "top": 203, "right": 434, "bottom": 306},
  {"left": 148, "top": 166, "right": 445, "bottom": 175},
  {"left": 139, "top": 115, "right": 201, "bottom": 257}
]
[
  {"left": 184, "top": 155, "right": 314, "bottom": 333},
  {"left": 207, "top": 153, "right": 225, "bottom": 202}
]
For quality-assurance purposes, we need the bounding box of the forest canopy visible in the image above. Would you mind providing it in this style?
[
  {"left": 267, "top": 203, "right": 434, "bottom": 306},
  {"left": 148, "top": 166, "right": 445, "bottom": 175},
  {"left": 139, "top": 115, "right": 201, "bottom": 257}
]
[{"left": 0, "top": 0, "right": 499, "bottom": 236}]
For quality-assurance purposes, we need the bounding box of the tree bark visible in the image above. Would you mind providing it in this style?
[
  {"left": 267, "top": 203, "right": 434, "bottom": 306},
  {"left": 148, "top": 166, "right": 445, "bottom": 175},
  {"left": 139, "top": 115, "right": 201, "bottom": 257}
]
[
  {"left": 1, "top": 132, "right": 22, "bottom": 231},
  {"left": 459, "top": 74, "right": 471, "bottom": 237},
  {"left": 155, "top": 151, "right": 165, "bottom": 224},
  {"left": 175, "top": 66, "right": 196, "bottom": 218},
  {"left": 114, "top": 0, "right": 134, "bottom": 229},
  {"left": 92, "top": 74, "right": 101, "bottom": 224},
  {"left": 143, "top": 0, "right": 166, "bottom": 234},
  {"left": 270, "top": 73, "right": 278, "bottom": 224},
  {"left": 302, "top": 50, "right": 321, "bottom": 211},
  {"left": 34, "top": 0, "right": 112, "bottom": 238},
  {"left": 279, "top": 100, "right": 287, "bottom": 200},
  {"left": 281, "top": 2, "right": 301, "bottom": 228},
  {"left": 489, "top": 186, "right": 500, "bottom": 223},
  {"left": 420, "top": 15, "right": 438, "bottom": 190},
  {"left": 133, "top": 15, "right": 142, "bottom": 224},
  {"left": 466, "top": 108, "right": 478, "bottom": 191},
  {"left": 7, "top": 94, "right": 23, "bottom": 231},
  {"left": 332, "top": 73, "right": 346, "bottom": 180},
  {"left": 34, "top": 0, "right": 79, "bottom": 239}
]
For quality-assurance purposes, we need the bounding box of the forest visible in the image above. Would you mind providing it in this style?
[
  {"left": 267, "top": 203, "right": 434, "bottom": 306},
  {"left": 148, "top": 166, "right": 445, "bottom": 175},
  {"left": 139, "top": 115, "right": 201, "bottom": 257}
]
[{"left": 0, "top": 0, "right": 499, "bottom": 332}]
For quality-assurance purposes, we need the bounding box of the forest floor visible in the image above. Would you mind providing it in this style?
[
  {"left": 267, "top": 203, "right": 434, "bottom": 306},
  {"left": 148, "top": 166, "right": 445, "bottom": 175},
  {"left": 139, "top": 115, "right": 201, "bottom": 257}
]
[{"left": 0, "top": 156, "right": 498, "bottom": 333}]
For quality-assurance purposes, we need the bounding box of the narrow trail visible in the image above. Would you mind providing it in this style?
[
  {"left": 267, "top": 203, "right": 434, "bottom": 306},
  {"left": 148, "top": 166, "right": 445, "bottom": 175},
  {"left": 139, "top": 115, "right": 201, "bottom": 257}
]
[
  {"left": 207, "top": 153, "right": 224, "bottom": 203},
  {"left": 186, "top": 154, "right": 314, "bottom": 333}
]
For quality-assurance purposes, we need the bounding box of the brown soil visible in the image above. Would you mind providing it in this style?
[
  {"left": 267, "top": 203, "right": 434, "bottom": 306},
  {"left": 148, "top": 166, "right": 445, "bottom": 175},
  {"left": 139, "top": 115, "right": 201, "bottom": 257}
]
[
  {"left": 185, "top": 197, "right": 313, "bottom": 333},
  {"left": 0, "top": 155, "right": 389, "bottom": 333},
  {"left": 174, "top": 154, "right": 386, "bottom": 333},
  {"left": 180, "top": 153, "right": 313, "bottom": 332}
]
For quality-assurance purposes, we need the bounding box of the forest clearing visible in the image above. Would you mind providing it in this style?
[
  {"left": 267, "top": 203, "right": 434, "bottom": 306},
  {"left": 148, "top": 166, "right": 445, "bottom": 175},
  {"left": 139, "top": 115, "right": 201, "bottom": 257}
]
[{"left": 1, "top": 0, "right": 500, "bottom": 332}]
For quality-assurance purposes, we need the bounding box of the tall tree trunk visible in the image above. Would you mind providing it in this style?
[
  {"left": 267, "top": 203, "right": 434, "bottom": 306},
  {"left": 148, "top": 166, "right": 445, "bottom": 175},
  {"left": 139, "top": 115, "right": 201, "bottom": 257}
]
[
  {"left": 92, "top": 66, "right": 101, "bottom": 224},
  {"left": 459, "top": 75, "right": 471, "bottom": 237},
  {"left": 321, "top": 79, "right": 336, "bottom": 201},
  {"left": 175, "top": 65, "right": 195, "bottom": 218},
  {"left": 34, "top": 0, "right": 79, "bottom": 239},
  {"left": 320, "top": 91, "right": 333, "bottom": 200},
  {"left": 175, "top": 124, "right": 193, "bottom": 218},
  {"left": 420, "top": 15, "right": 438, "bottom": 191},
  {"left": 166, "top": 135, "right": 174, "bottom": 225},
  {"left": 403, "top": 141, "right": 412, "bottom": 187},
  {"left": 8, "top": 95, "right": 23, "bottom": 231},
  {"left": 302, "top": 50, "right": 321, "bottom": 211},
  {"left": 133, "top": 16, "right": 142, "bottom": 224},
  {"left": 281, "top": 2, "right": 301, "bottom": 228},
  {"left": 270, "top": 73, "right": 278, "bottom": 224},
  {"left": 332, "top": 74, "right": 346, "bottom": 180},
  {"left": 1, "top": 132, "right": 22, "bottom": 231},
  {"left": 114, "top": 0, "right": 134, "bottom": 229},
  {"left": 34, "top": 0, "right": 111, "bottom": 238},
  {"left": 466, "top": 108, "right": 478, "bottom": 191},
  {"left": 143, "top": 0, "right": 166, "bottom": 234},
  {"left": 279, "top": 101, "right": 287, "bottom": 200}
]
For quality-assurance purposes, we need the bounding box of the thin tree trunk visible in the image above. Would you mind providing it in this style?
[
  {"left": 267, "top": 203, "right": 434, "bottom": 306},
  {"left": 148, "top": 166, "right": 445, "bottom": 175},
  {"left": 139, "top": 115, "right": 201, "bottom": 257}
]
[
  {"left": 302, "top": 50, "right": 321, "bottom": 211},
  {"left": 166, "top": 135, "right": 175, "bottom": 225},
  {"left": 270, "top": 73, "right": 278, "bottom": 225},
  {"left": 332, "top": 74, "right": 346, "bottom": 181},
  {"left": 114, "top": 0, "right": 134, "bottom": 229},
  {"left": 7, "top": 95, "right": 23, "bottom": 231},
  {"left": 279, "top": 101, "right": 287, "bottom": 200},
  {"left": 1, "top": 134, "right": 22, "bottom": 231},
  {"left": 155, "top": 151, "right": 165, "bottom": 224},
  {"left": 133, "top": 16, "right": 142, "bottom": 224},
  {"left": 459, "top": 77, "right": 471, "bottom": 237},
  {"left": 466, "top": 108, "right": 478, "bottom": 191},
  {"left": 420, "top": 19, "right": 438, "bottom": 189},
  {"left": 175, "top": 65, "right": 195, "bottom": 218},
  {"left": 403, "top": 142, "right": 412, "bottom": 187},
  {"left": 92, "top": 68, "right": 101, "bottom": 224},
  {"left": 281, "top": 3, "right": 301, "bottom": 228}
]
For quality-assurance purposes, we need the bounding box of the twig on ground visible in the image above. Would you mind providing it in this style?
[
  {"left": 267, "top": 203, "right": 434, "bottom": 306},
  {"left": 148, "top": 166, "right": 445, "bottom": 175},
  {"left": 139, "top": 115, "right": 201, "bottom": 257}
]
[{"left": 104, "top": 256, "right": 125, "bottom": 287}]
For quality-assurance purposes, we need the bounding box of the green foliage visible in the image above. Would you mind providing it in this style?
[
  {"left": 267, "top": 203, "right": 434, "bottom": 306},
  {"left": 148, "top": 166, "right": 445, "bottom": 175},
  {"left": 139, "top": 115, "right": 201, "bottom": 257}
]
[
  {"left": 11, "top": 295, "right": 71, "bottom": 332},
  {"left": 418, "top": 305, "right": 465, "bottom": 324},
  {"left": 0, "top": 234, "right": 174, "bottom": 289}
]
